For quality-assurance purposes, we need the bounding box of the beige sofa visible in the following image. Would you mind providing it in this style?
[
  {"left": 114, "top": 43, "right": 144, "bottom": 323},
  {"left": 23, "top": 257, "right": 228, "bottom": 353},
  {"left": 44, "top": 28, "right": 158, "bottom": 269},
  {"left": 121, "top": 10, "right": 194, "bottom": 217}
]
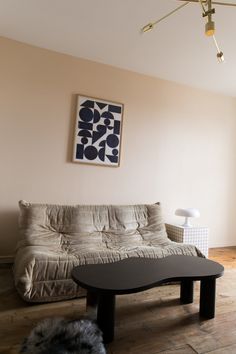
[{"left": 13, "top": 200, "right": 204, "bottom": 302}]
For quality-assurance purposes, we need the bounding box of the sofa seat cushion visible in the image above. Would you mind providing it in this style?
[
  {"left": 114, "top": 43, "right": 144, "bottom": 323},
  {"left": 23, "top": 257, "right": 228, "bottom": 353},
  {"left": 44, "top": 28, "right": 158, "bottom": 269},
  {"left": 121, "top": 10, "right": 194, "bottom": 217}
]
[{"left": 14, "top": 201, "right": 204, "bottom": 302}]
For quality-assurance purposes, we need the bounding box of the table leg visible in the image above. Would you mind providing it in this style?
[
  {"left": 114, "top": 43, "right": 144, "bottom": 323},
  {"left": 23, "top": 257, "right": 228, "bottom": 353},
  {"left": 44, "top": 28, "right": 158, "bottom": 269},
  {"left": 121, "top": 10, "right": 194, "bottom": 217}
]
[
  {"left": 86, "top": 291, "right": 98, "bottom": 319},
  {"left": 200, "top": 278, "right": 216, "bottom": 319},
  {"left": 97, "top": 294, "right": 116, "bottom": 343},
  {"left": 180, "top": 279, "right": 194, "bottom": 304}
]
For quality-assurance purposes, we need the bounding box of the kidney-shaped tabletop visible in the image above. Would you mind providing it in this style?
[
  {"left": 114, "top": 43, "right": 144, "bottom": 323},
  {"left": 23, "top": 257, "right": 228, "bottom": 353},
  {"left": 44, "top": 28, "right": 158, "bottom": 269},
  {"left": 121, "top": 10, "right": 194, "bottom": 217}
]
[{"left": 72, "top": 255, "right": 224, "bottom": 295}]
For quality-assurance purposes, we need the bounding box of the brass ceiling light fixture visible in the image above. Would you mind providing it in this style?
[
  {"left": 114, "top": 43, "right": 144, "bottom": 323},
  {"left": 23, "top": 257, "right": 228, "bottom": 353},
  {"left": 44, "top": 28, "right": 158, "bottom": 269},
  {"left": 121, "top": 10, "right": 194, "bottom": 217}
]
[
  {"left": 199, "top": 0, "right": 225, "bottom": 62},
  {"left": 141, "top": 0, "right": 236, "bottom": 62}
]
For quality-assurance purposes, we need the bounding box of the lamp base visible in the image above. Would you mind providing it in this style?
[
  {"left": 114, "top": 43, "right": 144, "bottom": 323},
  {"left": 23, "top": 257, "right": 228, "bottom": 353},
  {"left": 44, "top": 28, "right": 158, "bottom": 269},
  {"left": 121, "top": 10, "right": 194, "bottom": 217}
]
[{"left": 182, "top": 217, "right": 192, "bottom": 228}]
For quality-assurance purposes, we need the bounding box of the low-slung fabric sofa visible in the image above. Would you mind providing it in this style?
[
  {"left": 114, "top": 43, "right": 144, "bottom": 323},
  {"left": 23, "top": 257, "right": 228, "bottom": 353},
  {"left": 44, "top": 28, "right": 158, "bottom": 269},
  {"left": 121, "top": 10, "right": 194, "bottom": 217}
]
[{"left": 14, "top": 200, "right": 204, "bottom": 302}]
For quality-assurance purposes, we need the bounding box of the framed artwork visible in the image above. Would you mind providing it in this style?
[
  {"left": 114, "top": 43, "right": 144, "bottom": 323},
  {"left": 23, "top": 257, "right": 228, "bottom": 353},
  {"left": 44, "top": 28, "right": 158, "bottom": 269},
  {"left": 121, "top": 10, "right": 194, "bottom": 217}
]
[{"left": 73, "top": 95, "right": 124, "bottom": 167}]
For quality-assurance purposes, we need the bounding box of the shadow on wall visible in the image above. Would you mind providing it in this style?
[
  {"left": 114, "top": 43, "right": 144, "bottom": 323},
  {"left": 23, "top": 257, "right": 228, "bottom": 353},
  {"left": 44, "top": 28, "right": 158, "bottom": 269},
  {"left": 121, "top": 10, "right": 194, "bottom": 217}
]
[{"left": 0, "top": 209, "right": 19, "bottom": 257}]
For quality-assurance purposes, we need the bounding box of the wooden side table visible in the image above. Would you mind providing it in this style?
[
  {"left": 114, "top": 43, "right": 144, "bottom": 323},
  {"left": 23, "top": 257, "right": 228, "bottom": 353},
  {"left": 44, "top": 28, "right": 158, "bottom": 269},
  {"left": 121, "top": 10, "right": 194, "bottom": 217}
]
[{"left": 166, "top": 224, "right": 209, "bottom": 257}]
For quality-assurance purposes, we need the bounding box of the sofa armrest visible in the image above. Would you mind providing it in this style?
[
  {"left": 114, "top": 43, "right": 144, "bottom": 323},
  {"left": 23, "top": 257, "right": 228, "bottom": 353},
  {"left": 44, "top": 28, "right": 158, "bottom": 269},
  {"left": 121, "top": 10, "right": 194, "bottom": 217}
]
[{"left": 165, "top": 223, "right": 180, "bottom": 242}]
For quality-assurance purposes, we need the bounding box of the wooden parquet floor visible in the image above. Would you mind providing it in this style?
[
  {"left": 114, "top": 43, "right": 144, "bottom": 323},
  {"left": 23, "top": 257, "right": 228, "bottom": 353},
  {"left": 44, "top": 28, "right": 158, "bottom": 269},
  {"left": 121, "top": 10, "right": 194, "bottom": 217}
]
[{"left": 0, "top": 247, "right": 236, "bottom": 354}]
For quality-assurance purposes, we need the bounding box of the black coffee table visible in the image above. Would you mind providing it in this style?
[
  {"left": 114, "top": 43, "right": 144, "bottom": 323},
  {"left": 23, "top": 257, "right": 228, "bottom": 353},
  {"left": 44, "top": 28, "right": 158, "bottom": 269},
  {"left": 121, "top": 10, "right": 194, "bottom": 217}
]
[{"left": 72, "top": 255, "right": 224, "bottom": 343}]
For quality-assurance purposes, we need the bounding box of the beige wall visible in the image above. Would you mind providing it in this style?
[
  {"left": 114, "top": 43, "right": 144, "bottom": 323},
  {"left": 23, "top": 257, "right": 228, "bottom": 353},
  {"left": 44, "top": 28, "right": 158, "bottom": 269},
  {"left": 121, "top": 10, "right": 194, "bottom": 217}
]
[{"left": 1, "top": 36, "right": 236, "bottom": 257}]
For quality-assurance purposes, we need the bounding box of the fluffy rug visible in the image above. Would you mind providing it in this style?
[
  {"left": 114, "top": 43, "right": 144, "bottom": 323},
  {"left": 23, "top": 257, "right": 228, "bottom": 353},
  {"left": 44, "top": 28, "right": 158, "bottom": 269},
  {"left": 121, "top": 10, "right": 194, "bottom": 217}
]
[{"left": 20, "top": 317, "right": 106, "bottom": 354}]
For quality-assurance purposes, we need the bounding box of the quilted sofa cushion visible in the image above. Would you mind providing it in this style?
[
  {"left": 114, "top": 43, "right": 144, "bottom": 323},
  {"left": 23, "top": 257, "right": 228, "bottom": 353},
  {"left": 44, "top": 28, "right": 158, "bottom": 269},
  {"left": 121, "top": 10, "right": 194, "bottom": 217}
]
[{"left": 14, "top": 200, "right": 203, "bottom": 302}]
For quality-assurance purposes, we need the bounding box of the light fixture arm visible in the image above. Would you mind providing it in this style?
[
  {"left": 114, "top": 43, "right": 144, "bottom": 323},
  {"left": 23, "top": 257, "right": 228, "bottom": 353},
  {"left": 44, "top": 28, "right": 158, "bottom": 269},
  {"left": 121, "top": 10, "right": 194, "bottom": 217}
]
[
  {"left": 201, "top": 0, "right": 215, "bottom": 17},
  {"left": 199, "top": 0, "right": 224, "bottom": 61},
  {"left": 207, "top": 0, "right": 214, "bottom": 30},
  {"left": 141, "top": 2, "right": 190, "bottom": 33},
  {"left": 213, "top": 35, "right": 224, "bottom": 62},
  {"left": 199, "top": 0, "right": 207, "bottom": 14},
  {"left": 199, "top": 0, "right": 216, "bottom": 36},
  {"left": 178, "top": 0, "right": 236, "bottom": 7},
  {"left": 141, "top": 0, "right": 227, "bottom": 62}
]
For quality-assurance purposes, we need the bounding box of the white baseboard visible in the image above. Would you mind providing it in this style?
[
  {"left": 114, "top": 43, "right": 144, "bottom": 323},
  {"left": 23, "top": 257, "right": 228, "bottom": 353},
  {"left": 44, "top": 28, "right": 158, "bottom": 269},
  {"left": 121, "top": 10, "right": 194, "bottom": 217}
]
[{"left": 0, "top": 255, "right": 14, "bottom": 264}]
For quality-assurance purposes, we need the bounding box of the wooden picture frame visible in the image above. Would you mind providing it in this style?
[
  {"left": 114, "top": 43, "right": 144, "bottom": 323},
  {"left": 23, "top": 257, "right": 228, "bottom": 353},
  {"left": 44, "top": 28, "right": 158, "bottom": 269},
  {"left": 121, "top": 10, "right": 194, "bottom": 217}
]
[{"left": 73, "top": 95, "right": 124, "bottom": 167}]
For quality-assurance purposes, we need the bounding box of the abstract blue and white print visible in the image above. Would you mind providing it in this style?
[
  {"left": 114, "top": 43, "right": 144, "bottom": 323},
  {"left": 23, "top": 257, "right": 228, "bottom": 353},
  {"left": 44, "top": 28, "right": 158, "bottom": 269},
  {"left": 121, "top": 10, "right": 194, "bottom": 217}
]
[{"left": 73, "top": 95, "right": 123, "bottom": 166}]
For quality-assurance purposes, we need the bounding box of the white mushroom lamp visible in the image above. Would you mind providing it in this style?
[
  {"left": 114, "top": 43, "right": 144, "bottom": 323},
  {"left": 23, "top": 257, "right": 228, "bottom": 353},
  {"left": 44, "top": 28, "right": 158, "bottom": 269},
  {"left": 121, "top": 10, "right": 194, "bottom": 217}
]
[{"left": 175, "top": 208, "right": 200, "bottom": 228}]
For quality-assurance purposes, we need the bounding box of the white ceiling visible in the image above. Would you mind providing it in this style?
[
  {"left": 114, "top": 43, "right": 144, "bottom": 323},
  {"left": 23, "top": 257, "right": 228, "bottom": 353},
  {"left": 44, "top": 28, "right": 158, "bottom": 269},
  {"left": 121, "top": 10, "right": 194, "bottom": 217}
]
[{"left": 0, "top": 0, "right": 236, "bottom": 96}]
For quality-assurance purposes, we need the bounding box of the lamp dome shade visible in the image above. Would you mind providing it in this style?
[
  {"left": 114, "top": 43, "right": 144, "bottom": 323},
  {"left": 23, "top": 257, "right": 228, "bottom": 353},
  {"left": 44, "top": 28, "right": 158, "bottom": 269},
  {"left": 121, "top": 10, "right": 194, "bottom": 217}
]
[{"left": 175, "top": 208, "right": 200, "bottom": 218}]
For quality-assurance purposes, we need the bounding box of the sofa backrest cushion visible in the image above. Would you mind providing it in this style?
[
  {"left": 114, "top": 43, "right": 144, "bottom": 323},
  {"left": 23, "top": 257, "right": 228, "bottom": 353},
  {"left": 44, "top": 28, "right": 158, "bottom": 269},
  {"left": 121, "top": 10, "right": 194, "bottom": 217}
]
[{"left": 18, "top": 200, "right": 168, "bottom": 248}]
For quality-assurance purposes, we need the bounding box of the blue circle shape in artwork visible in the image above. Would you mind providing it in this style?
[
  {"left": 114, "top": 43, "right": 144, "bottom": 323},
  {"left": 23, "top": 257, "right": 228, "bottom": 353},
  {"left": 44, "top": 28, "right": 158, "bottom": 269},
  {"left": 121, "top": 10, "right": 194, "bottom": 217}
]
[
  {"left": 107, "top": 134, "right": 119, "bottom": 148},
  {"left": 112, "top": 149, "right": 119, "bottom": 156},
  {"left": 81, "top": 137, "right": 88, "bottom": 145},
  {"left": 84, "top": 146, "right": 98, "bottom": 160},
  {"left": 104, "top": 118, "right": 110, "bottom": 126},
  {"left": 79, "top": 107, "right": 94, "bottom": 122}
]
